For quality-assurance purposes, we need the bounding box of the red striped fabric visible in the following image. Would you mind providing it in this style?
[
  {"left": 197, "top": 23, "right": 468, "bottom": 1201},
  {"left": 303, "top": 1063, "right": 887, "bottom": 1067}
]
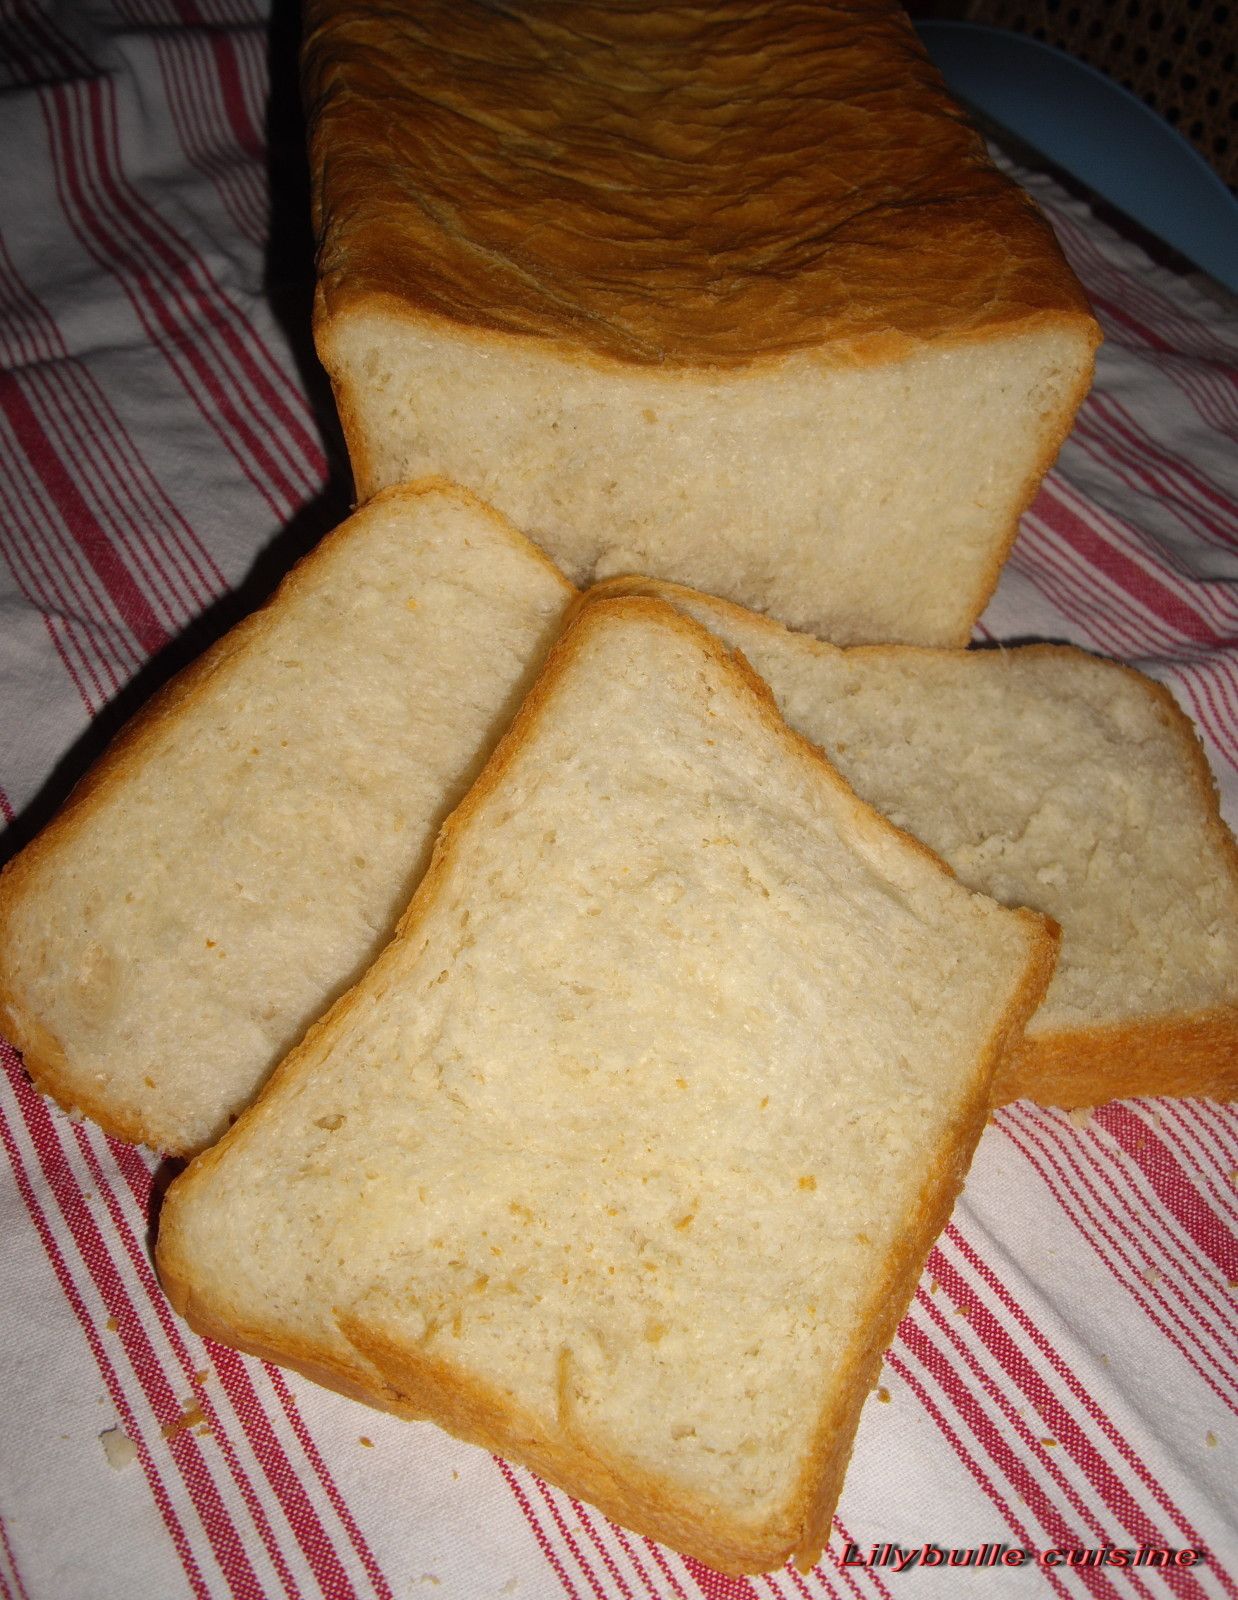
[{"left": 0, "top": 8, "right": 1235, "bottom": 1597}]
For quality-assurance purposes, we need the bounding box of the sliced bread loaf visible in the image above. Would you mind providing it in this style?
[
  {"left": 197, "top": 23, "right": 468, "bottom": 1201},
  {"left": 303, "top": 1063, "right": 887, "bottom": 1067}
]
[
  {"left": 157, "top": 597, "right": 1056, "bottom": 1573},
  {"left": 0, "top": 481, "right": 574, "bottom": 1154},
  {"left": 304, "top": 0, "right": 1099, "bottom": 646},
  {"left": 585, "top": 578, "right": 1238, "bottom": 1106}
]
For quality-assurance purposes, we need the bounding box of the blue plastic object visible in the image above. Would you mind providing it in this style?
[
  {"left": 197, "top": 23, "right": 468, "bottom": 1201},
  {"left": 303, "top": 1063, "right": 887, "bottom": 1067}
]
[{"left": 914, "top": 20, "right": 1238, "bottom": 293}]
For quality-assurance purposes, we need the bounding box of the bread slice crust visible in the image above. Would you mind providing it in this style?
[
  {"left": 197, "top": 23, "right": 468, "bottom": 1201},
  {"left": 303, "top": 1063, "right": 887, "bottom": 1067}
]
[
  {"left": 302, "top": 1, "right": 1095, "bottom": 369},
  {"left": 0, "top": 479, "right": 575, "bottom": 1153},
  {"left": 159, "top": 597, "right": 1056, "bottom": 1573},
  {"left": 577, "top": 578, "right": 1238, "bottom": 1107}
]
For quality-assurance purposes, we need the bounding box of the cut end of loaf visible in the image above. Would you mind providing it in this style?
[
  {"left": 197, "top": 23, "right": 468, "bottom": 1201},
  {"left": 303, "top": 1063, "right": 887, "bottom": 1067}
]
[{"left": 322, "top": 307, "right": 1095, "bottom": 646}]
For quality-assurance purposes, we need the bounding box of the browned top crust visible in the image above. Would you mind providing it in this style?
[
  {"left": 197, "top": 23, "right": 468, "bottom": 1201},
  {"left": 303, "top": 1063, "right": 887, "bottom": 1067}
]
[{"left": 302, "top": 0, "right": 1096, "bottom": 368}]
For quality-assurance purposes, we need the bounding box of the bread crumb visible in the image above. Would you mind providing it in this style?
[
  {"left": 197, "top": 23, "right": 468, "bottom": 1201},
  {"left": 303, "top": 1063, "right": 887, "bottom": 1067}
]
[
  {"left": 67, "top": 1107, "right": 84, "bottom": 1124},
  {"left": 798, "top": 1175, "right": 817, "bottom": 1191},
  {"left": 953, "top": 1304, "right": 970, "bottom": 1317},
  {"left": 100, "top": 1427, "right": 137, "bottom": 1469},
  {"left": 193, "top": 1370, "right": 209, "bottom": 1385},
  {"left": 1141, "top": 1267, "right": 1162, "bottom": 1286},
  {"left": 1206, "top": 1431, "right": 1218, "bottom": 1447},
  {"left": 1040, "top": 1437, "right": 1058, "bottom": 1448},
  {"left": 877, "top": 1387, "right": 891, "bottom": 1404},
  {"left": 359, "top": 1436, "right": 374, "bottom": 1448},
  {"left": 1067, "top": 1106, "right": 1092, "bottom": 1129},
  {"left": 417, "top": 1577, "right": 440, "bottom": 1587},
  {"left": 930, "top": 1279, "right": 940, "bottom": 1295},
  {"left": 105, "top": 1315, "right": 119, "bottom": 1332},
  {"left": 315, "top": 1113, "right": 346, "bottom": 1131},
  {"left": 161, "top": 1403, "right": 205, "bottom": 1441}
]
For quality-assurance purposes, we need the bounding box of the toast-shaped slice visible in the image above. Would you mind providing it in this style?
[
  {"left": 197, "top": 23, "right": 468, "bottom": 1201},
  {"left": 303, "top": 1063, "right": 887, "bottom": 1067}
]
[
  {"left": 0, "top": 481, "right": 573, "bottom": 1154},
  {"left": 158, "top": 598, "right": 1055, "bottom": 1573},
  {"left": 585, "top": 578, "right": 1238, "bottom": 1106}
]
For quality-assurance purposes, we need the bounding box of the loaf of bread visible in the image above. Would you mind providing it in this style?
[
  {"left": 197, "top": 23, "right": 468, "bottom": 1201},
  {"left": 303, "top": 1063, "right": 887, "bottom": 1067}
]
[
  {"left": 158, "top": 597, "right": 1056, "bottom": 1573},
  {"left": 303, "top": 0, "right": 1100, "bottom": 647},
  {"left": 586, "top": 578, "right": 1238, "bottom": 1106},
  {"left": 0, "top": 481, "right": 574, "bottom": 1155}
]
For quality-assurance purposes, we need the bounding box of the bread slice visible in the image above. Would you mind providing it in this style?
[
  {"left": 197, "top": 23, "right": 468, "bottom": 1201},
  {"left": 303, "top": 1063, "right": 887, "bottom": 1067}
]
[
  {"left": 0, "top": 481, "right": 574, "bottom": 1155},
  {"left": 304, "top": 0, "right": 1099, "bottom": 647},
  {"left": 157, "top": 597, "right": 1055, "bottom": 1573},
  {"left": 585, "top": 579, "right": 1238, "bottom": 1106}
]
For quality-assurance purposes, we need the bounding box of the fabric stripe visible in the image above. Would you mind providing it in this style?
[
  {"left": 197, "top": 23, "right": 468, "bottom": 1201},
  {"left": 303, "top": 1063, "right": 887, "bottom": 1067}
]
[
  {"left": 96, "top": 1135, "right": 393, "bottom": 1600},
  {"left": 890, "top": 1322, "right": 1085, "bottom": 1595},
  {"left": 38, "top": 85, "right": 292, "bottom": 522},
  {"left": 0, "top": 376, "right": 170, "bottom": 653},
  {"left": 1094, "top": 1106, "right": 1238, "bottom": 1288},
  {"left": 0, "top": 234, "right": 227, "bottom": 622},
  {"left": 261, "top": 1368, "right": 397, "bottom": 1600},
  {"left": 494, "top": 1460, "right": 585, "bottom": 1600},
  {"left": 0, "top": 1516, "right": 30, "bottom": 1600},
  {"left": 81, "top": 1136, "right": 354, "bottom": 1600},
  {"left": 939, "top": 1225, "right": 1220, "bottom": 1568},
  {"left": 20, "top": 1110, "right": 279, "bottom": 1598},
  {"left": 997, "top": 1108, "right": 1238, "bottom": 1414},
  {"left": 0, "top": 415, "right": 130, "bottom": 707},
  {"left": 36, "top": 76, "right": 321, "bottom": 523},
  {"left": 880, "top": 1344, "right": 1054, "bottom": 1570},
  {"left": 0, "top": 1054, "right": 215, "bottom": 1600},
  {"left": 1077, "top": 397, "right": 1238, "bottom": 551}
]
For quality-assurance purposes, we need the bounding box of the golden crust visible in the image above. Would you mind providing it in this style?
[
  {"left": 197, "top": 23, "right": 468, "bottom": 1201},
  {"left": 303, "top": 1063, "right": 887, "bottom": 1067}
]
[
  {"left": 0, "top": 479, "right": 575, "bottom": 1156},
  {"left": 998, "top": 1011, "right": 1238, "bottom": 1108},
  {"left": 302, "top": 0, "right": 1098, "bottom": 371},
  {"left": 158, "top": 597, "right": 1056, "bottom": 1573}
]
